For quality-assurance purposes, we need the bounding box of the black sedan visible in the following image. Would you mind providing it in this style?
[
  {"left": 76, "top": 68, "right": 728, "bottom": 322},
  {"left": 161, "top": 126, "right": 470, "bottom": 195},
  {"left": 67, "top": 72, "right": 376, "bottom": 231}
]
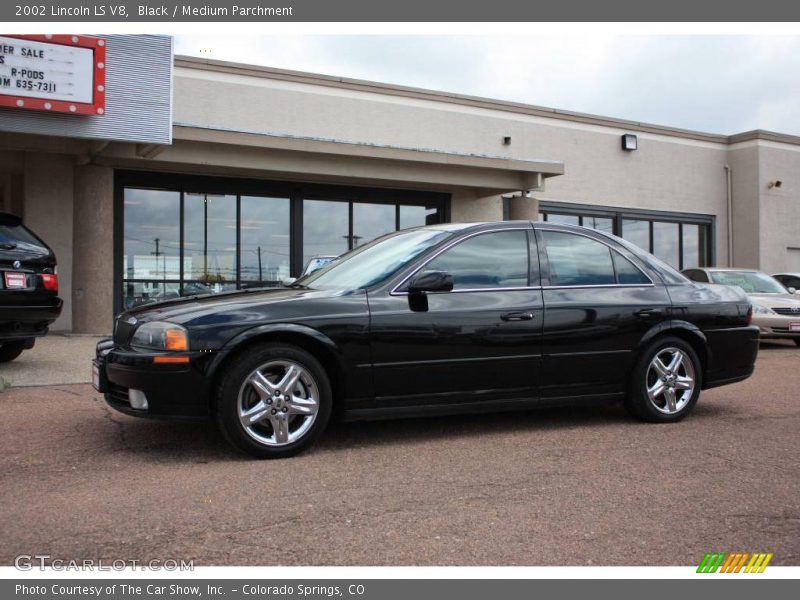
[{"left": 94, "top": 221, "right": 759, "bottom": 458}]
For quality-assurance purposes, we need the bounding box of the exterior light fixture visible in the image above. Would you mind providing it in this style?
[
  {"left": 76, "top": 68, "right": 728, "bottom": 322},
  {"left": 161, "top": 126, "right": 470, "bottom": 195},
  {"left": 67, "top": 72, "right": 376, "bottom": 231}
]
[{"left": 621, "top": 134, "right": 638, "bottom": 151}]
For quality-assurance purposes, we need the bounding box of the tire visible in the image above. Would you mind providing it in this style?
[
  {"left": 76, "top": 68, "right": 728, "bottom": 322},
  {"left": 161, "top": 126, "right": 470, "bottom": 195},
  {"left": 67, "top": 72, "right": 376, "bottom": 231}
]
[
  {"left": 214, "top": 343, "right": 332, "bottom": 459},
  {"left": 794, "top": 338, "right": 800, "bottom": 347},
  {"left": 0, "top": 341, "right": 25, "bottom": 363},
  {"left": 624, "top": 336, "right": 702, "bottom": 423}
]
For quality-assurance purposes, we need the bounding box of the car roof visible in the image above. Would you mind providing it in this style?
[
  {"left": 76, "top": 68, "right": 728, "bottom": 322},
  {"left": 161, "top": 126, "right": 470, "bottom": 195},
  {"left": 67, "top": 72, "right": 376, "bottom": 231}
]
[{"left": 773, "top": 272, "right": 800, "bottom": 276}]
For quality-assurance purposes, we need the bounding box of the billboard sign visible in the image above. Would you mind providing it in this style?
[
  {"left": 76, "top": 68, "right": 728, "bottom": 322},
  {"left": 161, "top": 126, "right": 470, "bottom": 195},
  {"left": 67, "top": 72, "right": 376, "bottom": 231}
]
[{"left": 0, "top": 34, "right": 106, "bottom": 115}]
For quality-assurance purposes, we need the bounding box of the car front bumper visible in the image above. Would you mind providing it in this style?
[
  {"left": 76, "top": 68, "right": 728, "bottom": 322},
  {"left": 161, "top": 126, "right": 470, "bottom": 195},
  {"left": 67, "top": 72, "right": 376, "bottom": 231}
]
[
  {"left": 94, "top": 339, "right": 213, "bottom": 420},
  {"left": 752, "top": 313, "right": 800, "bottom": 339}
]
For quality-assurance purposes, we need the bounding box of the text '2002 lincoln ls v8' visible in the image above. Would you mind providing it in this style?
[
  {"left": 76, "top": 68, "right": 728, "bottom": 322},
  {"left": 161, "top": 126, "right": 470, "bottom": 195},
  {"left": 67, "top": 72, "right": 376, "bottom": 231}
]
[{"left": 93, "top": 221, "right": 759, "bottom": 459}]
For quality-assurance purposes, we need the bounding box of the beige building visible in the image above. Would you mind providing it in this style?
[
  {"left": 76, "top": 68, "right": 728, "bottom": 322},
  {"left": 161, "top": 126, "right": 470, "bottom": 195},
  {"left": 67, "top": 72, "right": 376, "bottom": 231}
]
[{"left": 2, "top": 42, "right": 800, "bottom": 334}]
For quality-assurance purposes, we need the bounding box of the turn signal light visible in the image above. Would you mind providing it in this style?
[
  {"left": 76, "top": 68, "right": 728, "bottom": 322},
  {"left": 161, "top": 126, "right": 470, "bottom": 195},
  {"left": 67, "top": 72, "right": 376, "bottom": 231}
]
[
  {"left": 153, "top": 355, "right": 190, "bottom": 364},
  {"left": 164, "top": 328, "right": 189, "bottom": 351},
  {"left": 40, "top": 273, "right": 58, "bottom": 293}
]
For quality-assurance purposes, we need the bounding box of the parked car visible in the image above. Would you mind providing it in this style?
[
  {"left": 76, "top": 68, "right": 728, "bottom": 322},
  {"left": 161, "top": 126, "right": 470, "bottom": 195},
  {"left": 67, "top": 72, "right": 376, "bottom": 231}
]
[
  {"left": 300, "top": 254, "right": 339, "bottom": 277},
  {"left": 682, "top": 267, "right": 800, "bottom": 346},
  {"left": 0, "top": 212, "right": 62, "bottom": 363},
  {"left": 772, "top": 272, "right": 800, "bottom": 293},
  {"left": 94, "top": 221, "right": 759, "bottom": 459}
]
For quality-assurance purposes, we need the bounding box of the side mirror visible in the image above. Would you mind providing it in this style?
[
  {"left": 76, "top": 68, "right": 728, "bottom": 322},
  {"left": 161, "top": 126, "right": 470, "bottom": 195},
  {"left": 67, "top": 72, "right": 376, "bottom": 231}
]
[
  {"left": 789, "top": 287, "right": 797, "bottom": 295},
  {"left": 408, "top": 270, "right": 454, "bottom": 294}
]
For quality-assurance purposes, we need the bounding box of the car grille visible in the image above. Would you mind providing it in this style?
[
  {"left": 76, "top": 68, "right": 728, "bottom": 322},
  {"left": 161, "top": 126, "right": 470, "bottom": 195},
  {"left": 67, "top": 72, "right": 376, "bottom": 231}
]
[
  {"left": 113, "top": 316, "right": 137, "bottom": 345},
  {"left": 772, "top": 307, "right": 800, "bottom": 316}
]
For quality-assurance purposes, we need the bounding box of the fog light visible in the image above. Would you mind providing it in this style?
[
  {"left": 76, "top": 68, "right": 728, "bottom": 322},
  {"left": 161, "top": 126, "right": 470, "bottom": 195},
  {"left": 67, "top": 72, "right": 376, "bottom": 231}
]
[{"left": 128, "top": 389, "right": 149, "bottom": 410}]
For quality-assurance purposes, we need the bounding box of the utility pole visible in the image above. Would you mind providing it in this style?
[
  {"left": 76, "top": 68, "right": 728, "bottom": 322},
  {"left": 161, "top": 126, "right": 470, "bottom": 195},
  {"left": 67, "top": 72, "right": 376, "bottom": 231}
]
[{"left": 151, "top": 237, "right": 165, "bottom": 285}]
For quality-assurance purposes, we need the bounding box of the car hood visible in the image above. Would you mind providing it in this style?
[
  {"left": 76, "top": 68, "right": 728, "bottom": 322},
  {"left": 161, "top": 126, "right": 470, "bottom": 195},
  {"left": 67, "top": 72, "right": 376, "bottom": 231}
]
[
  {"left": 748, "top": 293, "right": 800, "bottom": 309},
  {"left": 123, "top": 286, "right": 351, "bottom": 325}
]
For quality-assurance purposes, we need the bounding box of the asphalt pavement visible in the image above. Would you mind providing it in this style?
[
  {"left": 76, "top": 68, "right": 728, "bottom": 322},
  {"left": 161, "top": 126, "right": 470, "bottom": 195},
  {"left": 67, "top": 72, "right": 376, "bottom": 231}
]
[{"left": 0, "top": 341, "right": 797, "bottom": 566}]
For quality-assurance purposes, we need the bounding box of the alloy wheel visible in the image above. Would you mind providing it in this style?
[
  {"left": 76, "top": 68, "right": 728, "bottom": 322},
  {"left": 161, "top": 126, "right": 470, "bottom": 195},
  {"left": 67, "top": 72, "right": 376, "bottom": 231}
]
[
  {"left": 237, "top": 360, "right": 320, "bottom": 446},
  {"left": 645, "top": 347, "right": 695, "bottom": 415}
]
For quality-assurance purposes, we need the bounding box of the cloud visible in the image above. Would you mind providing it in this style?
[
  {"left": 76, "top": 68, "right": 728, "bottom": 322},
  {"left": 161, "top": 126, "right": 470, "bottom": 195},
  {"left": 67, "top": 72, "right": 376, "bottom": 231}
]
[{"left": 174, "top": 35, "right": 800, "bottom": 136}]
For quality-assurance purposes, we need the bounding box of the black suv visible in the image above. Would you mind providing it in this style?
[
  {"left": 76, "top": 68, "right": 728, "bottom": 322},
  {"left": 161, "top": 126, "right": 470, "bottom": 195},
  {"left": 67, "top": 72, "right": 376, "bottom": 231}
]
[{"left": 0, "top": 212, "right": 62, "bottom": 363}]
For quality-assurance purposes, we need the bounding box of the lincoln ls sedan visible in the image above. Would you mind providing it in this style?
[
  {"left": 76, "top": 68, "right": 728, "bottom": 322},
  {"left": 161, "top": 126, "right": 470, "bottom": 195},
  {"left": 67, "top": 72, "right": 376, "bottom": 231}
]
[{"left": 94, "top": 221, "right": 759, "bottom": 458}]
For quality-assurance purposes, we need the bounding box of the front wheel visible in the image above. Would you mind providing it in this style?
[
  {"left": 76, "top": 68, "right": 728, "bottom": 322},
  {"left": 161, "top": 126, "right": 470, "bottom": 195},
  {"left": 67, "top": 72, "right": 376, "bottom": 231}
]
[
  {"left": 215, "top": 344, "right": 332, "bottom": 459},
  {"left": 625, "top": 336, "right": 702, "bottom": 422},
  {"left": 0, "top": 341, "right": 26, "bottom": 363}
]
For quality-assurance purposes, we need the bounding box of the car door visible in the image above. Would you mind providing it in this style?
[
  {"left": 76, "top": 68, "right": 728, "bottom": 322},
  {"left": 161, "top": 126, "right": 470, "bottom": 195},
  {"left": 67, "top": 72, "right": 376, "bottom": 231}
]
[
  {"left": 367, "top": 226, "right": 543, "bottom": 407},
  {"left": 536, "top": 227, "right": 672, "bottom": 400}
]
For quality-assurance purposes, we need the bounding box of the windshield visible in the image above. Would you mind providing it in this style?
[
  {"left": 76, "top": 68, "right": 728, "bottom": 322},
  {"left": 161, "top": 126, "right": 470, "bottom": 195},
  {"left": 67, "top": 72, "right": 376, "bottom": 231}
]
[
  {"left": 298, "top": 228, "right": 455, "bottom": 290},
  {"left": 710, "top": 271, "right": 788, "bottom": 294}
]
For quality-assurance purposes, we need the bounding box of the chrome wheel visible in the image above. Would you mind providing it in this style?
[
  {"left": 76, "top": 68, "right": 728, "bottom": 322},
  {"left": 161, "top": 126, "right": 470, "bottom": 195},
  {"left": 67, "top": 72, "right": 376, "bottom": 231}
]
[
  {"left": 646, "top": 347, "right": 695, "bottom": 415},
  {"left": 237, "top": 360, "right": 320, "bottom": 447}
]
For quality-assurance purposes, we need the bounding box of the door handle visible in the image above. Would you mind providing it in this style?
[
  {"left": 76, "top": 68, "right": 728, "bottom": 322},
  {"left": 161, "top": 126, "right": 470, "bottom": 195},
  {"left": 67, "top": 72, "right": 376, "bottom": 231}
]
[
  {"left": 501, "top": 311, "right": 535, "bottom": 321},
  {"left": 634, "top": 308, "right": 663, "bottom": 318}
]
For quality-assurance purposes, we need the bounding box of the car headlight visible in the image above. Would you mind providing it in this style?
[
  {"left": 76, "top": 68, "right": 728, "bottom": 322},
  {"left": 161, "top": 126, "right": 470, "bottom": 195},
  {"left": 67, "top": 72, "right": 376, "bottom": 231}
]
[
  {"left": 751, "top": 303, "right": 775, "bottom": 315},
  {"left": 131, "top": 322, "right": 189, "bottom": 351}
]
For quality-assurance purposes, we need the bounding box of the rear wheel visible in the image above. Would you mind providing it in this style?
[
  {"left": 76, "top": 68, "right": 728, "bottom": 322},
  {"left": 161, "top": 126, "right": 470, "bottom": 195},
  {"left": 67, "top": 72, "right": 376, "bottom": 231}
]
[
  {"left": 0, "top": 341, "right": 25, "bottom": 363},
  {"left": 215, "top": 343, "right": 332, "bottom": 459},
  {"left": 625, "top": 336, "right": 702, "bottom": 422}
]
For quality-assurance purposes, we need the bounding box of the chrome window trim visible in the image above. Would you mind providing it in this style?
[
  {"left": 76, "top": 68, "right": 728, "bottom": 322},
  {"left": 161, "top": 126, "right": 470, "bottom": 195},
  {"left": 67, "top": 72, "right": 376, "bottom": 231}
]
[
  {"left": 538, "top": 226, "right": 656, "bottom": 287},
  {"left": 389, "top": 227, "right": 534, "bottom": 296}
]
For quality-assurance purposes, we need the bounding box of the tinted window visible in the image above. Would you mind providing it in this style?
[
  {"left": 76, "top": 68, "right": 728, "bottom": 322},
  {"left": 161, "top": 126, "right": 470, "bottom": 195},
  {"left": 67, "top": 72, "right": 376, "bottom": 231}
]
[
  {"left": 542, "top": 231, "right": 615, "bottom": 286},
  {"left": 0, "top": 224, "right": 46, "bottom": 251},
  {"left": 710, "top": 271, "right": 787, "bottom": 294},
  {"left": 424, "top": 230, "right": 530, "bottom": 290},
  {"left": 612, "top": 252, "right": 650, "bottom": 285}
]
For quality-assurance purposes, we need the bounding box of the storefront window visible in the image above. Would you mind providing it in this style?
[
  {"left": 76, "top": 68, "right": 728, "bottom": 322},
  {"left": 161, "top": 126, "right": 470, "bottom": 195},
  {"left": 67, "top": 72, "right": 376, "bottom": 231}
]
[
  {"left": 400, "top": 204, "right": 438, "bottom": 229},
  {"left": 122, "top": 188, "right": 180, "bottom": 309},
  {"left": 582, "top": 216, "right": 614, "bottom": 234},
  {"left": 681, "top": 223, "right": 707, "bottom": 269},
  {"left": 547, "top": 213, "right": 580, "bottom": 226},
  {"left": 622, "top": 219, "right": 651, "bottom": 253},
  {"left": 118, "top": 178, "right": 447, "bottom": 312},
  {"left": 653, "top": 221, "right": 680, "bottom": 268},
  {"left": 240, "top": 196, "right": 291, "bottom": 287},
  {"left": 184, "top": 193, "right": 237, "bottom": 292},
  {"left": 303, "top": 200, "right": 350, "bottom": 267},
  {"left": 353, "top": 202, "right": 396, "bottom": 248}
]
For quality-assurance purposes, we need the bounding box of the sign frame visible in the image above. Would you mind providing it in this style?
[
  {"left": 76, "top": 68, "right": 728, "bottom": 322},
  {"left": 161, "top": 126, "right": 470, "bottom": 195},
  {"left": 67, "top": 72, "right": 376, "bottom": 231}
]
[{"left": 0, "top": 34, "right": 106, "bottom": 116}]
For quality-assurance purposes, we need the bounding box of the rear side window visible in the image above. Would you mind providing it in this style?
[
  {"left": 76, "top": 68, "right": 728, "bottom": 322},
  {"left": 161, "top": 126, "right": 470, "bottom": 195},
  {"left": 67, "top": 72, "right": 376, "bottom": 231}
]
[
  {"left": 423, "top": 230, "right": 530, "bottom": 290},
  {"left": 542, "top": 231, "right": 616, "bottom": 286}
]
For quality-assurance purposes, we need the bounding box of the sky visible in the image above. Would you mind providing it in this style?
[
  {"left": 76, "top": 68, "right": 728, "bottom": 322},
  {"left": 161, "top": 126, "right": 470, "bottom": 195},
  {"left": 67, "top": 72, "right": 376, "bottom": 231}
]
[{"left": 174, "top": 34, "right": 800, "bottom": 137}]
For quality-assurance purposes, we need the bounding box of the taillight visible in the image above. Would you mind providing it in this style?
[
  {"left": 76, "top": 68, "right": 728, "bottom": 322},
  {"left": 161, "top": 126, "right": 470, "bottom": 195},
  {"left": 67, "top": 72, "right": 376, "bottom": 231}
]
[
  {"left": 40, "top": 273, "right": 58, "bottom": 293},
  {"left": 746, "top": 305, "right": 753, "bottom": 325}
]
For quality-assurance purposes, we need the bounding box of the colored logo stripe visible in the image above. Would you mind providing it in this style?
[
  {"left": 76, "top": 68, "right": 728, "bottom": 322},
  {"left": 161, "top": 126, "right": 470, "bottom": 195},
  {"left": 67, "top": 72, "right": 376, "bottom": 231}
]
[{"left": 697, "top": 552, "right": 773, "bottom": 573}]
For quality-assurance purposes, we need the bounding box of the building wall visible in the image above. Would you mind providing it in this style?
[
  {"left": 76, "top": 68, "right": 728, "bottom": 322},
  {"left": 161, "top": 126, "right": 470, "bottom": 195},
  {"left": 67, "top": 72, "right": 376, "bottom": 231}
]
[
  {"left": 173, "top": 64, "right": 732, "bottom": 263},
  {"left": 757, "top": 143, "right": 800, "bottom": 273},
  {"left": 22, "top": 153, "right": 74, "bottom": 332}
]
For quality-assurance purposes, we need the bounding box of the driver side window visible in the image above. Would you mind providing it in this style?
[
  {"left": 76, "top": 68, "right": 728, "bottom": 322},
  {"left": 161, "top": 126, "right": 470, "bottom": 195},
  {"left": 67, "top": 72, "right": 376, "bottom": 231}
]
[{"left": 422, "top": 230, "right": 530, "bottom": 290}]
